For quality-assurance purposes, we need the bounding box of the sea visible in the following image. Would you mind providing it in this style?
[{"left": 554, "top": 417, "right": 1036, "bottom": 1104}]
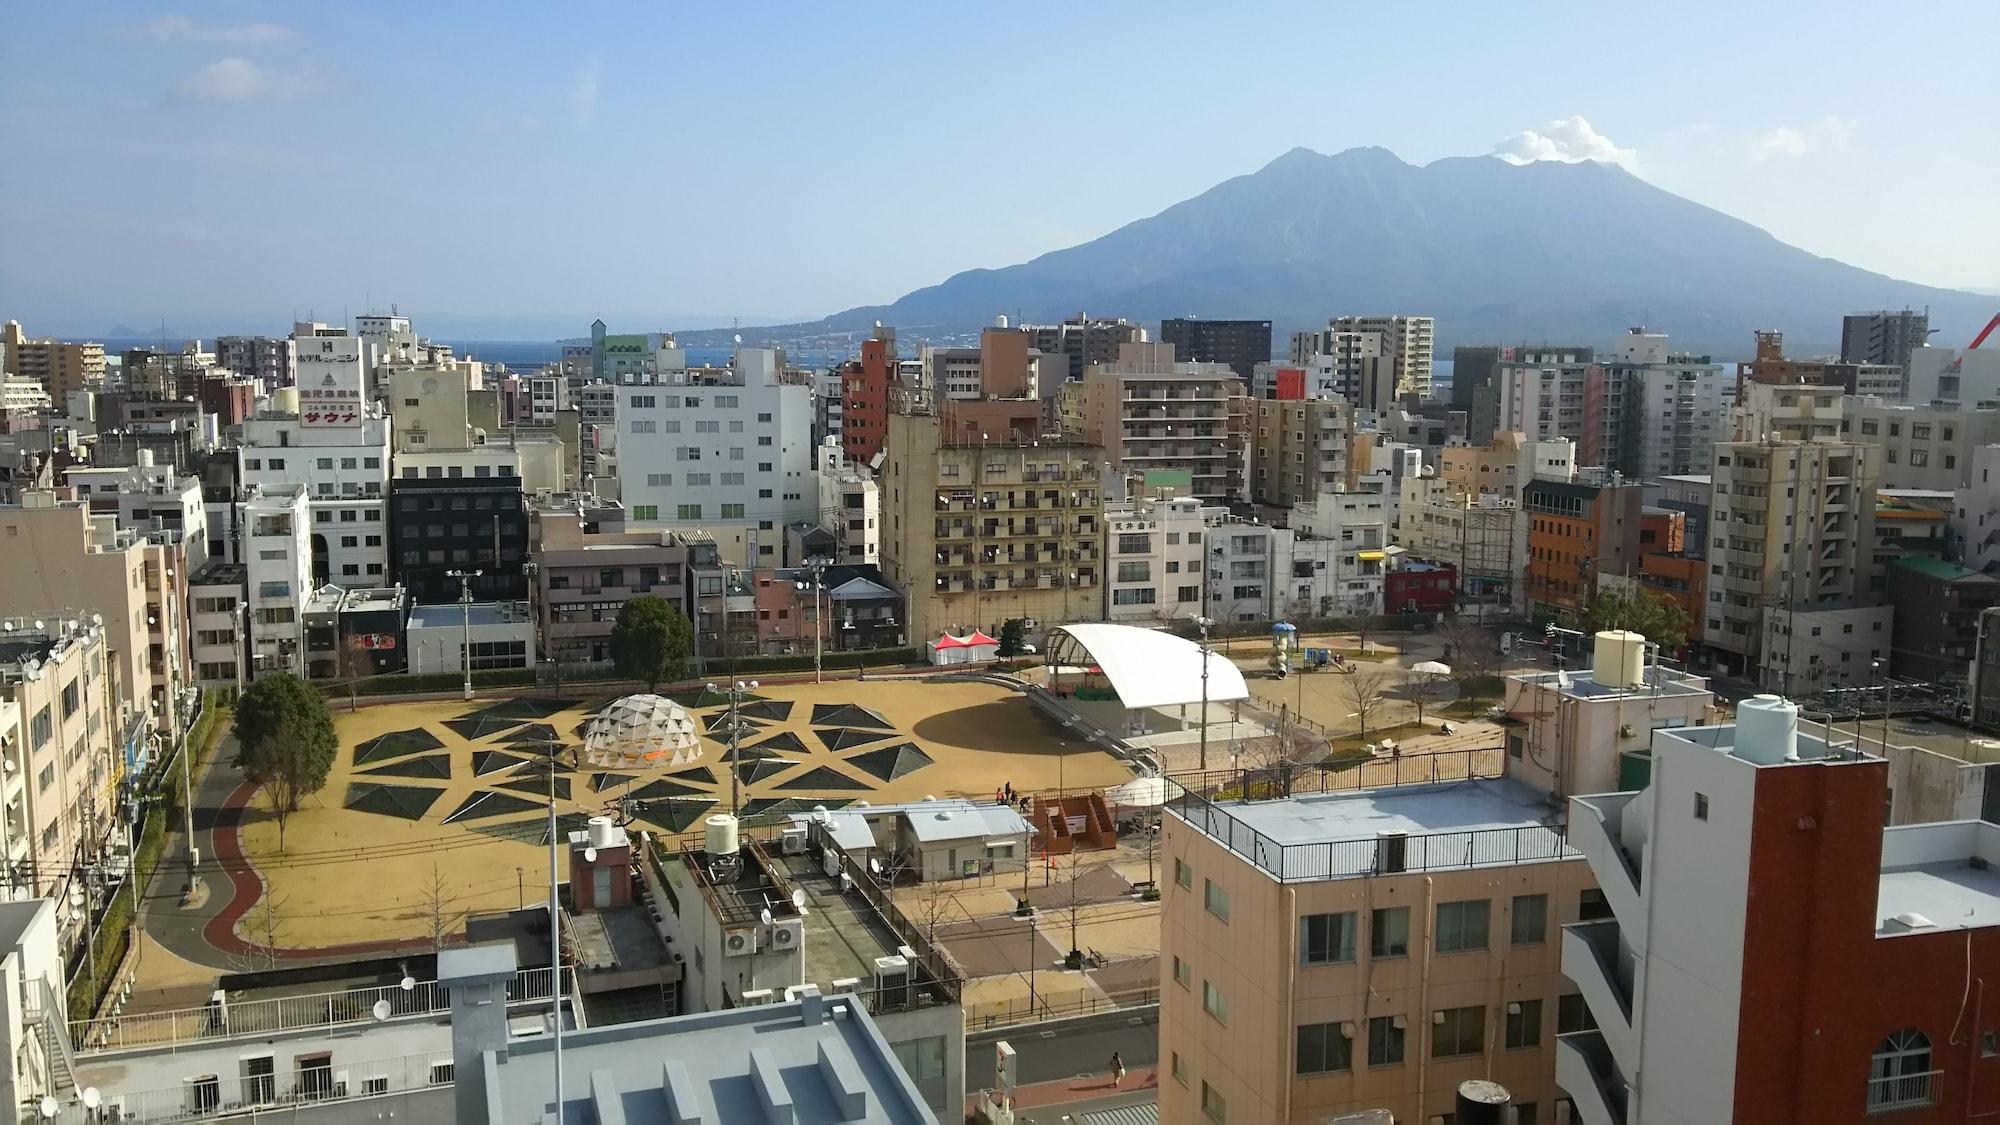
[{"left": 439, "top": 340, "right": 853, "bottom": 372}]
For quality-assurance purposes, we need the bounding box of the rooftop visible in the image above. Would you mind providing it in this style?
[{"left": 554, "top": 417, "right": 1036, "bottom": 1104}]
[
  {"left": 408, "top": 600, "right": 532, "bottom": 630},
  {"left": 1171, "top": 777, "right": 1573, "bottom": 883},
  {"left": 1511, "top": 666, "right": 1711, "bottom": 702},
  {"left": 1893, "top": 555, "right": 1990, "bottom": 583},
  {"left": 189, "top": 560, "right": 246, "bottom": 586}
]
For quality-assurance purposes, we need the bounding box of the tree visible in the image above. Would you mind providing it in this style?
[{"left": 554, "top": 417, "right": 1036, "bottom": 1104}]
[
  {"left": 1410, "top": 669, "right": 1451, "bottom": 726},
  {"left": 245, "top": 893, "right": 286, "bottom": 970},
  {"left": 1583, "top": 586, "right": 1690, "bottom": 654},
  {"left": 419, "top": 860, "right": 452, "bottom": 952},
  {"left": 997, "top": 618, "right": 1027, "bottom": 658},
  {"left": 609, "top": 596, "right": 695, "bottom": 691},
  {"left": 1437, "top": 616, "right": 1502, "bottom": 685},
  {"left": 1344, "top": 665, "right": 1396, "bottom": 743},
  {"left": 233, "top": 674, "right": 337, "bottom": 851}
]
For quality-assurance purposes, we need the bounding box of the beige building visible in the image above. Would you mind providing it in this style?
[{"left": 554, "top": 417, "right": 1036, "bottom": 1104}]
[
  {"left": 1161, "top": 778, "right": 1595, "bottom": 1125},
  {"left": 1, "top": 322, "right": 105, "bottom": 403},
  {"left": 1439, "top": 432, "right": 1575, "bottom": 502},
  {"left": 1249, "top": 398, "right": 1349, "bottom": 510},
  {"left": 1729, "top": 378, "right": 1842, "bottom": 442},
  {"left": 1500, "top": 636, "right": 1719, "bottom": 799},
  {"left": 0, "top": 491, "right": 193, "bottom": 738},
  {"left": 1071, "top": 342, "right": 1245, "bottom": 505},
  {"left": 0, "top": 617, "right": 119, "bottom": 948},
  {"left": 880, "top": 413, "right": 1103, "bottom": 642}
]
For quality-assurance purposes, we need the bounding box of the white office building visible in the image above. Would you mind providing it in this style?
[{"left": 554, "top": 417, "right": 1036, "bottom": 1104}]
[
  {"left": 1104, "top": 494, "right": 1216, "bottom": 625},
  {"left": 1497, "top": 347, "right": 1594, "bottom": 446},
  {"left": 238, "top": 411, "right": 391, "bottom": 587},
  {"left": 64, "top": 451, "right": 211, "bottom": 571},
  {"left": 240, "top": 483, "right": 312, "bottom": 675},
  {"left": 1288, "top": 489, "right": 1388, "bottom": 617},
  {"left": 615, "top": 347, "right": 815, "bottom": 567},
  {"left": 816, "top": 441, "right": 880, "bottom": 566}
]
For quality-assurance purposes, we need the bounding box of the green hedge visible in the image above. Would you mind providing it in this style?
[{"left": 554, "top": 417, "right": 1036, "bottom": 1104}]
[
  {"left": 709, "top": 647, "right": 919, "bottom": 675},
  {"left": 323, "top": 668, "right": 539, "bottom": 698}
]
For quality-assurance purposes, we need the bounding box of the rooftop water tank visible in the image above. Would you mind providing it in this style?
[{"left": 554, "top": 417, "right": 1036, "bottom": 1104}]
[
  {"left": 704, "top": 814, "right": 740, "bottom": 857},
  {"left": 1591, "top": 630, "right": 1646, "bottom": 689},
  {"left": 586, "top": 816, "right": 616, "bottom": 851},
  {"left": 1734, "top": 694, "right": 1799, "bottom": 765}
]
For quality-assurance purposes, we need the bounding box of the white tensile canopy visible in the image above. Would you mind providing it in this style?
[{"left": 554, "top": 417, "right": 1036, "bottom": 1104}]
[
  {"left": 582, "top": 693, "right": 702, "bottom": 768},
  {"left": 1046, "top": 623, "right": 1251, "bottom": 711}
]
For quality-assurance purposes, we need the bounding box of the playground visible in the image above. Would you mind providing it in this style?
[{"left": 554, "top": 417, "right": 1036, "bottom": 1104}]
[{"left": 223, "top": 679, "right": 1135, "bottom": 952}]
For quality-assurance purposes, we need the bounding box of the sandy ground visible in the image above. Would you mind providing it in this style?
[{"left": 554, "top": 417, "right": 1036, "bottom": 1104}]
[{"left": 238, "top": 680, "right": 1135, "bottom": 947}]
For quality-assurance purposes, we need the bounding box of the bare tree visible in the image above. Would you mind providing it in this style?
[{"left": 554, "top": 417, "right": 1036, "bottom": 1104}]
[
  {"left": 246, "top": 893, "right": 286, "bottom": 969},
  {"left": 1437, "top": 616, "right": 1501, "bottom": 685},
  {"left": 1040, "top": 852, "right": 1092, "bottom": 970},
  {"left": 336, "top": 632, "right": 373, "bottom": 711},
  {"left": 1411, "top": 670, "right": 1451, "bottom": 726},
  {"left": 419, "top": 860, "right": 453, "bottom": 952},
  {"left": 1344, "top": 665, "right": 1396, "bottom": 743}
]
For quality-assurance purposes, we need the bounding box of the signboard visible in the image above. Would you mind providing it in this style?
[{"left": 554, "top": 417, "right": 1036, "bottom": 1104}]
[
  {"left": 358, "top": 633, "right": 398, "bottom": 651},
  {"left": 299, "top": 367, "right": 363, "bottom": 428}
]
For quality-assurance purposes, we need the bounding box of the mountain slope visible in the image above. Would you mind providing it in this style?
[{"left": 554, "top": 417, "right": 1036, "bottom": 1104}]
[{"left": 696, "top": 147, "right": 1990, "bottom": 357}]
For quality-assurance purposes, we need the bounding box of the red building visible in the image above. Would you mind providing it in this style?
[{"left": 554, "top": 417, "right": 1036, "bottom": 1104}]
[
  {"left": 1564, "top": 701, "right": 2000, "bottom": 1124},
  {"left": 198, "top": 374, "right": 257, "bottom": 429},
  {"left": 840, "top": 329, "right": 896, "bottom": 466},
  {"left": 1384, "top": 559, "right": 1456, "bottom": 614},
  {"left": 1273, "top": 366, "right": 1306, "bottom": 400}
]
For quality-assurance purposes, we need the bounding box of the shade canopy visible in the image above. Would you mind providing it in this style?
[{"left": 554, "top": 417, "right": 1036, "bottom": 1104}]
[
  {"left": 1047, "top": 623, "right": 1251, "bottom": 710},
  {"left": 582, "top": 694, "right": 702, "bottom": 768},
  {"left": 1411, "top": 660, "right": 1453, "bottom": 676}
]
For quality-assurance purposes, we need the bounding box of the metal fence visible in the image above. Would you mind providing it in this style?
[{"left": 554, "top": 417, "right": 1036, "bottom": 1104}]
[
  {"left": 1167, "top": 748, "right": 1503, "bottom": 802},
  {"left": 34, "top": 1048, "right": 453, "bottom": 1124},
  {"left": 964, "top": 987, "right": 1159, "bottom": 1032},
  {"left": 72, "top": 966, "right": 564, "bottom": 1054}
]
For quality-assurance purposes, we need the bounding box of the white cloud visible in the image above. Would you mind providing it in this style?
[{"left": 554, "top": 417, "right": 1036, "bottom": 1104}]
[
  {"left": 178, "top": 57, "right": 325, "bottom": 104},
  {"left": 569, "top": 61, "right": 600, "bottom": 128},
  {"left": 1491, "top": 115, "right": 1636, "bottom": 169},
  {"left": 1753, "top": 116, "right": 1855, "bottom": 161},
  {"left": 142, "top": 16, "right": 294, "bottom": 45}
]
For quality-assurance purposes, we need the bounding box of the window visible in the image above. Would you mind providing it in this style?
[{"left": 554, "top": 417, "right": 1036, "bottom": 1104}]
[
  {"left": 1171, "top": 1051, "right": 1187, "bottom": 1086},
  {"left": 296, "top": 1052, "right": 334, "bottom": 1100},
  {"left": 1301, "top": 912, "right": 1356, "bottom": 965},
  {"left": 631, "top": 420, "right": 657, "bottom": 434},
  {"left": 1511, "top": 894, "right": 1547, "bottom": 945},
  {"left": 241, "top": 1055, "right": 276, "bottom": 1103},
  {"left": 1201, "top": 1080, "right": 1226, "bottom": 1123},
  {"left": 1371, "top": 906, "right": 1409, "bottom": 958},
  {"left": 1506, "top": 999, "right": 1543, "bottom": 1049},
  {"left": 889, "top": 1035, "right": 947, "bottom": 1107},
  {"left": 720, "top": 503, "right": 746, "bottom": 519},
  {"left": 1435, "top": 900, "right": 1489, "bottom": 953},
  {"left": 1432, "top": 1005, "right": 1485, "bottom": 1057},
  {"left": 632, "top": 505, "right": 658, "bottom": 520},
  {"left": 1202, "top": 980, "right": 1227, "bottom": 1024},
  {"left": 1869, "top": 1029, "right": 1934, "bottom": 1111},
  {"left": 1579, "top": 888, "right": 1613, "bottom": 921},
  {"left": 1173, "top": 955, "right": 1191, "bottom": 988},
  {"left": 428, "top": 1061, "right": 455, "bottom": 1086},
  {"left": 1557, "top": 992, "right": 1597, "bottom": 1034},
  {"left": 1368, "top": 1015, "right": 1405, "bottom": 1066},
  {"left": 1174, "top": 858, "right": 1192, "bottom": 889},
  {"left": 676, "top": 504, "right": 702, "bottom": 520},
  {"left": 1695, "top": 792, "right": 1710, "bottom": 820},
  {"left": 1204, "top": 879, "right": 1229, "bottom": 921},
  {"left": 1296, "top": 1021, "right": 1352, "bottom": 1075}
]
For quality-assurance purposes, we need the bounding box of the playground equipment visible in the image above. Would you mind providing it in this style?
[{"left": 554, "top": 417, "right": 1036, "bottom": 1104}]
[{"left": 1270, "top": 621, "right": 1298, "bottom": 677}]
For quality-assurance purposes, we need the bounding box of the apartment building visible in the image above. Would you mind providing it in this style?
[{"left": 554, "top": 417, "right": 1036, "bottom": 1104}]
[
  {"left": 63, "top": 450, "right": 210, "bottom": 571},
  {"left": 1104, "top": 494, "right": 1214, "bottom": 626},
  {"left": 1025, "top": 315, "right": 1145, "bottom": 382},
  {"left": 241, "top": 483, "right": 312, "bottom": 676},
  {"left": 1288, "top": 328, "right": 1395, "bottom": 410},
  {"left": 1841, "top": 399, "right": 2000, "bottom": 490},
  {"left": 0, "top": 322, "right": 105, "bottom": 403},
  {"left": 526, "top": 495, "right": 711, "bottom": 670},
  {"left": 1523, "top": 478, "right": 1644, "bottom": 622},
  {"left": 186, "top": 560, "right": 245, "bottom": 691},
  {"left": 1205, "top": 519, "right": 1289, "bottom": 622},
  {"left": 816, "top": 443, "right": 881, "bottom": 566},
  {"left": 1758, "top": 602, "right": 1895, "bottom": 694},
  {"left": 1326, "top": 315, "right": 1433, "bottom": 398},
  {"left": 1161, "top": 777, "right": 1591, "bottom": 1125},
  {"left": 1886, "top": 556, "right": 2000, "bottom": 687},
  {"left": 0, "top": 492, "right": 193, "bottom": 743},
  {"left": 574, "top": 379, "right": 618, "bottom": 478},
  {"left": 0, "top": 619, "right": 118, "bottom": 945},
  {"left": 880, "top": 413, "right": 1102, "bottom": 642},
  {"left": 1072, "top": 342, "right": 1245, "bottom": 505},
  {"left": 614, "top": 347, "right": 815, "bottom": 567},
  {"left": 922, "top": 345, "right": 983, "bottom": 404},
  {"left": 1731, "top": 379, "right": 1843, "bottom": 442},
  {"left": 1496, "top": 347, "right": 1594, "bottom": 446},
  {"left": 1705, "top": 438, "right": 1881, "bottom": 679},
  {"left": 1562, "top": 702, "right": 2000, "bottom": 1124},
  {"left": 1452, "top": 345, "right": 1504, "bottom": 444},
  {"left": 1441, "top": 433, "right": 1575, "bottom": 503},
  {"left": 1871, "top": 489, "right": 1953, "bottom": 594},
  {"left": 1396, "top": 480, "right": 1520, "bottom": 607},
  {"left": 1160, "top": 318, "right": 1272, "bottom": 380},
  {"left": 1591, "top": 330, "right": 1728, "bottom": 478},
  {"left": 840, "top": 327, "right": 897, "bottom": 466},
  {"left": 1249, "top": 397, "right": 1349, "bottom": 511},
  {"left": 1288, "top": 490, "right": 1388, "bottom": 617},
  {"left": 238, "top": 410, "right": 390, "bottom": 586},
  {"left": 1910, "top": 345, "right": 2000, "bottom": 405},
  {"left": 213, "top": 335, "right": 295, "bottom": 386},
  {"left": 1843, "top": 308, "right": 1930, "bottom": 371}
]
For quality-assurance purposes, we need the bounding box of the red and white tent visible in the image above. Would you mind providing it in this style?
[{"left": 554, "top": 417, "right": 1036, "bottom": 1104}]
[
  {"left": 961, "top": 630, "right": 1001, "bottom": 662},
  {"left": 927, "top": 632, "right": 972, "bottom": 666}
]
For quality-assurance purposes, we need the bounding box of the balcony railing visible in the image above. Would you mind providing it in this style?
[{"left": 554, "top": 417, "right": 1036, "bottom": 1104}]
[
  {"left": 1867, "top": 1069, "right": 1941, "bottom": 1114},
  {"left": 35, "top": 1049, "right": 453, "bottom": 1124}
]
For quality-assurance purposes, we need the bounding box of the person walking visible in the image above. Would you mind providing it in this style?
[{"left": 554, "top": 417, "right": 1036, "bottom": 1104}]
[{"left": 1109, "top": 1051, "right": 1125, "bottom": 1088}]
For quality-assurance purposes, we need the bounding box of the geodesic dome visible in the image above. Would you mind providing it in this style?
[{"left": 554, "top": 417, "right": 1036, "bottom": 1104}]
[{"left": 581, "top": 694, "right": 702, "bottom": 768}]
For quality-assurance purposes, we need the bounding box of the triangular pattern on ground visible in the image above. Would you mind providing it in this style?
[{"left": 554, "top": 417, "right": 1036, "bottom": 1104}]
[
  {"left": 472, "top": 750, "right": 532, "bottom": 777},
  {"left": 774, "top": 766, "right": 873, "bottom": 792},
  {"left": 846, "top": 742, "right": 935, "bottom": 783},
  {"left": 815, "top": 727, "right": 893, "bottom": 753},
  {"left": 495, "top": 774, "right": 571, "bottom": 801},
  {"left": 343, "top": 783, "right": 445, "bottom": 821},
  {"left": 737, "top": 700, "right": 794, "bottom": 722},
  {"left": 355, "top": 754, "right": 452, "bottom": 781},
  {"left": 628, "top": 798, "right": 718, "bottom": 834},
  {"left": 441, "top": 790, "right": 547, "bottom": 824},
  {"left": 809, "top": 703, "right": 895, "bottom": 731},
  {"left": 353, "top": 728, "right": 445, "bottom": 766}
]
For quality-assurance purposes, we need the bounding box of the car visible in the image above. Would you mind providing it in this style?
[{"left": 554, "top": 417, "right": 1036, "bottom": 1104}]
[{"left": 1018, "top": 643, "right": 1037, "bottom": 655}]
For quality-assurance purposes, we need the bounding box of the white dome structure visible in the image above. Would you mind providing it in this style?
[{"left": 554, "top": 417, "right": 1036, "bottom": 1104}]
[{"left": 582, "top": 694, "right": 702, "bottom": 768}]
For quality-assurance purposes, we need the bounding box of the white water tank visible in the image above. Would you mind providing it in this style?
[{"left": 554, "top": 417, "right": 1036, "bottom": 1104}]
[
  {"left": 1734, "top": 694, "right": 1799, "bottom": 765},
  {"left": 1591, "top": 631, "right": 1646, "bottom": 688},
  {"left": 704, "top": 814, "right": 740, "bottom": 857},
  {"left": 271, "top": 386, "right": 298, "bottom": 414},
  {"left": 587, "top": 816, "right": 616, "bottom": 851}
]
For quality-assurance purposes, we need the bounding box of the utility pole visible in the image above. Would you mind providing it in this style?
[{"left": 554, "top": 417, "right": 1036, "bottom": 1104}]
[
  {"left": 448, "top": 569, "right": 483, "bottom": 700},
  {"left": 1195, "top": 615, "right": 1214, "bottom": 771},
  {"left": 709, "top": 679, "right": 760, "bottom": 817},
  {"left": 797, "top": 558, "right": 828, "bottom": 684}
]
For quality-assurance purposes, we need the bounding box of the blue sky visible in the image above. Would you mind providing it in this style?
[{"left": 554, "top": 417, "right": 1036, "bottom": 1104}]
[{"left": 3, "top": 1, "right": 1996, "bottom": 338}]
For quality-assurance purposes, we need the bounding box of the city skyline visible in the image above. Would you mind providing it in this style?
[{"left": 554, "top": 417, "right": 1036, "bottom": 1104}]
[{"left": 3, "top": 1, "right": 1997, "bottom": 336}]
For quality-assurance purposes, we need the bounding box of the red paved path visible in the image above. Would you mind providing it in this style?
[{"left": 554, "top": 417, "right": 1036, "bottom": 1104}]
[{"left": 968, "top": 1067, "right": 1159, "bottom": 1116}]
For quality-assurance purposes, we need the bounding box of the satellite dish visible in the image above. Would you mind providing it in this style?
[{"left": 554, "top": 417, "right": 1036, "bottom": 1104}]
[
  {"left": 399, "top": 975, "right": 416, "bottom": 992},
  {"left": 791, "top": 888, "right": 807, "bottom": 910},
  {"left": 32, "top": 620, "right": 44, "bottom": 631},
  {"left": 733, "top": 334, "right": 743, "bottom": 345},
  {"left": 760, "top": 907, "right": 774, "bottom": 927},
  {"left": 81, "top": 1088, "right": 102, "bottom": 1110},
  {"left": 37, "top": 1096, "right": 56, "bottom": 1119},
  {"left": 371, "top": 999, "right": 392, "bottom": 1021},
  {"left": 584, "top": 847, "right": 597, "bottom": 863}
]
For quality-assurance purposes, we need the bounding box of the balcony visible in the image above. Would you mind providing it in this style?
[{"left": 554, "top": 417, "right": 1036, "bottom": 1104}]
[
  {"left": 1557, "top": 1030, "right": 1629, "bottom": 1125},
  {"left": 1570, "top": 792, "right": 1644, "bottom": 929},
  {"left": 1563, "top": 919, "right": 1637, "bottom": 1072},
  {"left": 1868, "top": 1068, "right": 1941, "bottom": 1115}
]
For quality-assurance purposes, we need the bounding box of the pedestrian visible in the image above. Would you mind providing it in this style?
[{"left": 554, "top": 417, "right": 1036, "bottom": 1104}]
[
  {"left": 996, "top": 786, "right": 1006, "bottom": 805},
  {"left": 1109, "top": 1051, "right": 1125, "bottom": 1088}
]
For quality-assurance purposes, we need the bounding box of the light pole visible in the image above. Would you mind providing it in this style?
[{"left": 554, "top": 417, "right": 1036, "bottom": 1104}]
[
  {"left": 708, "top": 679, "right": 760, "bottom": 817},
  {"left": 448, "top": 569, "right": 483, "bottom": 700},
  {"left": 1194, "top": 616, "right": 1214, "bottom": 771},
  {"left": 797, "top": 557, "right": 829, "bottom": 684}
]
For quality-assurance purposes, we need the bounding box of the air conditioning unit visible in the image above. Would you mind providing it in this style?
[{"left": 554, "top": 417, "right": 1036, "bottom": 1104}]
[
  {"left": 781, "top": 826, "right": 808, "bottom": 856},
  {"left": 1376, "top": 830, "right": 1408, "bottom": 874},
  {"left": 723, "top": 929, "right": 757, "bottom": 958},
  {"left": 821, "top": 848, "right": 842, "bottom": 879},
  {"left": 784, "top": 983, "right": 821, "bottom": 1002},
  {"left": 769, "top": 918, "right": 804, "bottom": 952},
  {"left": 873, "top": 955, "right": 911, "bottom": 1011},
  {"left": 740, "top": 988, "right": 774, "bottom": 1006}
]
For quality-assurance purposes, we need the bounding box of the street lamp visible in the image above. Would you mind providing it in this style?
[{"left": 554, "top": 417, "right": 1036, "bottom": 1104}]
[
  {"left": 1193, "top": 615, "right": 1214, "bottom": 771},
  {"left": 447, "top": 569, "right": 483, "bottom": 701},
  {"left": 708, "top": 679, "right": 760, "bottom": 817},
  {"left": 796, "top": 557, "right": 830, "bottom": 684}
]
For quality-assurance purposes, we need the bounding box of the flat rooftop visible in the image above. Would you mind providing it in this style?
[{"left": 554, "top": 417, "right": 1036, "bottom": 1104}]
[
  {"left": 1179, "top": 778, "right": 1573, "bottom": 882},
  {"left": 408, "top": 600, "right": 531, "bottom": 629},
  {"left": 1877, "top": 862, "right": 2000, "bottom": 936},
  {"left": 1512, "top": 667, "right": 1711, "bottom": 701}
]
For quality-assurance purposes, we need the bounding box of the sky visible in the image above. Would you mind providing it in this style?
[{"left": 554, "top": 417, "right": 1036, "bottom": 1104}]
[{"left": 3, "top": 1, "right": 1996, "bottom": 339}]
